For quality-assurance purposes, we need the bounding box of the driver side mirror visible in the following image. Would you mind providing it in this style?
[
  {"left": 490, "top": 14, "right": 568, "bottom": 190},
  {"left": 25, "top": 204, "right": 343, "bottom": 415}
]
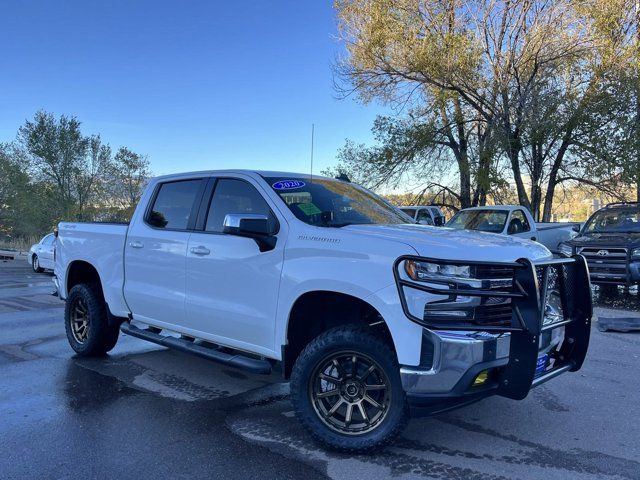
[{"left": 223, "top": 214, "right": 276, "bottom": 251}]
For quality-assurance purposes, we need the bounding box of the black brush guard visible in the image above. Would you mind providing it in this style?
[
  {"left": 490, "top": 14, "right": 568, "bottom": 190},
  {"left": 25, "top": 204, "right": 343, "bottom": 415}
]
[{"left": 394, "top": 255, "right": 592, "bottom": 400}]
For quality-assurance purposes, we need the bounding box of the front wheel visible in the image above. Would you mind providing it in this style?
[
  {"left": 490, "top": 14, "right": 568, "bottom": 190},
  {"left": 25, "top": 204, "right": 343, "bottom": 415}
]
[{"left": 290, "top": 325, "right": 409, "bottom": 452}]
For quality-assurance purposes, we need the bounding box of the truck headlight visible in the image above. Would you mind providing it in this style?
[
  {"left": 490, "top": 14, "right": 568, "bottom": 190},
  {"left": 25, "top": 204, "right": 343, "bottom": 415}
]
[
  {"left": 631, "top": 248, "right": 640, "bottom": 260},
  {"left": 404, "top": 259, "right": 471, "bottom": 282},
  {"left": 557, "top": 242, "right": 573, "bottom": 257},
  {"left": 397, "top": 258, "right": 514, "bottom": 328}
]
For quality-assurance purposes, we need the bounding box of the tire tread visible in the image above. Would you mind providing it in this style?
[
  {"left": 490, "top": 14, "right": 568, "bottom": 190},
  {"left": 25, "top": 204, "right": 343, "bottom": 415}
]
[{"left": 64, "top": 283, "right": 119, "bottom": 356}]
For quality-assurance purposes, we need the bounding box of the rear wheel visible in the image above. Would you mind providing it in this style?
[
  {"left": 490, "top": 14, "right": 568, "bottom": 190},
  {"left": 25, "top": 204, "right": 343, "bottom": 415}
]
[
  {"left": 32, "top": 255, "right": 44, "bottom": 273},
  {"left": 64, "top": 283, "right": 119, "bottom": 356},
  {"left": 290, "top": 325, "right": 409, "bottom": 452}
]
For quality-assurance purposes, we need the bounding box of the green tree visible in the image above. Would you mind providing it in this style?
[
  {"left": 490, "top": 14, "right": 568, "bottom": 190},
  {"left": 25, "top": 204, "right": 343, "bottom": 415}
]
[
  {"left": 0, "top": 143, "right": 57, "bottom": 238},
  {"left": 104, "top": 146, "right": 151, "bottom": 220},
  {"left": 333, "top": 0, "right": 633, "bottom": 218},
  {"left": 18, "top": 111, "right": 111, "bottom": 221}
]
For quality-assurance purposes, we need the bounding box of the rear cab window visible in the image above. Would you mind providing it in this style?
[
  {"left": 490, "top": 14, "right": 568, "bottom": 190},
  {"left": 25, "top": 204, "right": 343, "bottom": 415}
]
[
  {"left": 146, "top": 179, "right": 204, "bottom": 230},
  {"left": 400, "top": 208, "right": 417, "bottom": 219}
]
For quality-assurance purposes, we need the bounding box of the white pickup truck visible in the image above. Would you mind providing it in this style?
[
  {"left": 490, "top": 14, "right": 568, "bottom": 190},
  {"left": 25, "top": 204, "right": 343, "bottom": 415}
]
[
  {"left": 446, "top": 205, "right": 579, "bottom": 253},
  {"left": 54, "top": 170, "right": 592, "bottom": 451}
]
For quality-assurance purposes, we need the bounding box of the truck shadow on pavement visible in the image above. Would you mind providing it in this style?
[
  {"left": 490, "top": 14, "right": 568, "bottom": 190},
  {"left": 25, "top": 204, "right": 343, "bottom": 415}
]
[
  {"left": 62, "top": 349, "right": 640, "bottom": 480},
  {"left": 225, "top": 397, "right": 640, "bottom": 480},
  {"left": 593, "top": 286, "right": 640, "bottom": 311}
]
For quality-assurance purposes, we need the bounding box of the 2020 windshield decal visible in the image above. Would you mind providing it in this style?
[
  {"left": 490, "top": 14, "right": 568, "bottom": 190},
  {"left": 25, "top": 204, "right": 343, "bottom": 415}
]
[{"left": 272, "top": 180, "right": 306, "bottom": 190}]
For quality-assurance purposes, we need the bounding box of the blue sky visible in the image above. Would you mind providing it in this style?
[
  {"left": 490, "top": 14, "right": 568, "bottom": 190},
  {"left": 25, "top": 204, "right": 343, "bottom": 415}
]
[{"left": 0, "top": 0, "right": 388, "bottom": 175}]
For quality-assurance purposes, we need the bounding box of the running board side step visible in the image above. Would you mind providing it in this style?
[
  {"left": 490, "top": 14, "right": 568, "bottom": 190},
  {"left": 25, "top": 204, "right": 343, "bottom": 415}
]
[{"left": 120, "top": 323, "right": 272, "bottom": 375}]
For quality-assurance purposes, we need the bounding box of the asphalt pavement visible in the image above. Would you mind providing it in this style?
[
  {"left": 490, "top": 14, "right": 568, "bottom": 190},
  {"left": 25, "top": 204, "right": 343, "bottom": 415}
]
[{"left": 1, "top": 257, "right": 639, "bottom": 480}]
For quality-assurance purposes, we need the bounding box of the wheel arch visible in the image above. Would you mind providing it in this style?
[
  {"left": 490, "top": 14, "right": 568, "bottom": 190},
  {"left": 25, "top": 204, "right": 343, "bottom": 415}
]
[
  {"left": 282, "top": 290, "right": 396, "bottom": 379},
  {"left": 66, "top": 260, "right": 102, "bottom": 291},
  {"left": 65, "top": 260, "right": 126, "bottom": 327}
]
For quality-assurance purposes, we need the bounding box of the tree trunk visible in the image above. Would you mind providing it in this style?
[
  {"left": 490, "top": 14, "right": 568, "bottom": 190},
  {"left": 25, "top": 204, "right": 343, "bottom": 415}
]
[
  {"left": 636, "top": 0, "right": 640, "bottom": 201},
  {"left": 542, "top": 134, "right": 572, "bottom": 222},
  {"left": 542, "top": 184, "right": 555, "bottom": 222},
  {"left": 453, "top": 97, "right": 472, "bottom": 209},
  {"left": 507, "top": 138, "right": 531, "bottom": 211}
]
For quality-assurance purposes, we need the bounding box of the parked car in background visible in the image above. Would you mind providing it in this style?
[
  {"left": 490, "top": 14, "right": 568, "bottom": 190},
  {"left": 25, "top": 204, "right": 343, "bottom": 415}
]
[
  {"left": 558, "top": 202, "right": 640, "bottom": 287},
  {"left": 54, "top": 170, "right": 592, "bottom": 451},
  {"left": 399, "top": 205, "right": 446, "bottom": 226},
  {"left": 446, "top": 205, "right": 579, "bottom": 253},
  {"left": 28, "top": 233, "right": 56, "bottom": 272}
]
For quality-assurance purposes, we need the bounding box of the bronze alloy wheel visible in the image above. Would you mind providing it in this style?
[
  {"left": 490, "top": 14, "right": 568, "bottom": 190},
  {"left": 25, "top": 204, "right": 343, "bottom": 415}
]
[
  {"left": 70, "top": 298, "right": 90, "bottom": 343},
  {"left": 309, "top": 351, "right": 391, "bottom": 435}
]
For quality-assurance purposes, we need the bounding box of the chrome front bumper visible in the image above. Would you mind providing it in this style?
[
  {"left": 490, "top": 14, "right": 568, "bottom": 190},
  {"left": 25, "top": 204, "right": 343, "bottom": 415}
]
[
  {"left": 400, "top": 330, "right": 510, "bottom": 396},
  {"left": 400, "top": 325, "right": 566, "bottom": 398}
]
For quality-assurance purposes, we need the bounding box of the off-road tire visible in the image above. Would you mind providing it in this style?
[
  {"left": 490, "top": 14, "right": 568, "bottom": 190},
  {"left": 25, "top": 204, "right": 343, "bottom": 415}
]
[
  {"left": 32, "top": 255, "right": 44, "bottom": 273},
  {"left": 64, "top": 283, "right": 119, "bottom": 356},
  {"left": 290, "top": 324, "right": 409, "bottom": 452}
]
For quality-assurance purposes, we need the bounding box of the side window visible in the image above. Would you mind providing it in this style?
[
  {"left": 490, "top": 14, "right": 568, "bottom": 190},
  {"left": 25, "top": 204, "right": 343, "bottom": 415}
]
[
  {"left": 417, "top": 209, "right": 434, "bottom": 225},
  {"left": 147, "top": 179, "right": 202, "bottom": 229},
  {"left": 509, "top": 210, "right": 531, "bottom": 234},
  {"left": 401, "top": 208, "right": 417, "bottom": 219},
  {"left": 205, "top": 178, "right": 277, "bottom": 233}
]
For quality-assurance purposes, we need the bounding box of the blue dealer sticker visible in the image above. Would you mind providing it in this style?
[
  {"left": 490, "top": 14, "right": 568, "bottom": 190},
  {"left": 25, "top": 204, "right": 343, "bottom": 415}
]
[{"left": 272, "top": 180, "right": 306, "bottom": 190}]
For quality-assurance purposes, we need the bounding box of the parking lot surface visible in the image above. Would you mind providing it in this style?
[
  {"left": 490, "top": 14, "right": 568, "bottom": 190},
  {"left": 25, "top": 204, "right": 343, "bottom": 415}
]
[{"left": 1, "top": 258, "right": 639, "bottom": 480}]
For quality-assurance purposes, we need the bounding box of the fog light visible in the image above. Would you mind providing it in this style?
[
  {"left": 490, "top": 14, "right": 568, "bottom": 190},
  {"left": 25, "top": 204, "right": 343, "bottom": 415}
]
[{"left": 473, "top": 370, "right": 489, "bottom": 387}]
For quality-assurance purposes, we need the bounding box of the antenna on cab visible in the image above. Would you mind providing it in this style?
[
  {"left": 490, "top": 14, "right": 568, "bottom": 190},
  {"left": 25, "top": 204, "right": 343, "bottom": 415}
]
[{"left": 310, "top": 123, "right": 314, "bottom": 183}]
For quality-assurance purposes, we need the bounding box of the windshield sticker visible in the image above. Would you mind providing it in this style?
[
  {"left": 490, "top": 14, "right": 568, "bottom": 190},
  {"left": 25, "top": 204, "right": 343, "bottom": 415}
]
[
  {"left": 297, "top": 202, "right": 322, "bottom": 216},
  {"left": 273, "top": 180, "right": 306, "bottom": 190}
]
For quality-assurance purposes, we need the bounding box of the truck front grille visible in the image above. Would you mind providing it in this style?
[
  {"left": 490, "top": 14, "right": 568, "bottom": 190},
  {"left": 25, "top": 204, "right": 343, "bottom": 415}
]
[
  {"left": 473, "top": 265, "right": 516, "bottom": 280},
  {"left": 472, "top": 300, "right": 513, "bottom": 326},
  {"left": 579, "top": 247, "right": 628, "bottom": 282}
]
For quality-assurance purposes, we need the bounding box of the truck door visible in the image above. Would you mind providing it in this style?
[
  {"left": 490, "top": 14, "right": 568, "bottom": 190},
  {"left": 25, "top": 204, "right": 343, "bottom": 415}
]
[
  {"left": 124, "top": 177, "right": 206, "bottom": 329},
  {"left": 184, "top": 176, "right": 285, "bottom": 355}
]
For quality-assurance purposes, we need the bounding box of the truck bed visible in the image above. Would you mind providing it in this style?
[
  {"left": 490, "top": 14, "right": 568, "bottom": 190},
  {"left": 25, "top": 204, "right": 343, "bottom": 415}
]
[
  {"left": 537, "top": 222, "right": 580, "bottom": 231},
  {"left": 55, "top": 221, "right": 130, "bottom": 317}
]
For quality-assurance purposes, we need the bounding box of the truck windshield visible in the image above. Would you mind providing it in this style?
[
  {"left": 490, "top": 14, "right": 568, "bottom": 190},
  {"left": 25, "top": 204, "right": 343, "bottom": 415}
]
[
  {"left": 264, "top": 177, "right": 412, "bottom": 227},
  {"left": 446, "top": 209, "right": 508, "bottom": 233},
  {"left": 583, "top": 206, "right": 640, "bottom": 233}
]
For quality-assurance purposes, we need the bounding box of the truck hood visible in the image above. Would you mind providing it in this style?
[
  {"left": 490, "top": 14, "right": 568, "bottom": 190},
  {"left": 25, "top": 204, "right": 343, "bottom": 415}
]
[
  {"left": 343, "top": 224, "right": 551, "bottom": 262},
  {"left": 570, "top": 232, "right": 640, "bottom": 249}
]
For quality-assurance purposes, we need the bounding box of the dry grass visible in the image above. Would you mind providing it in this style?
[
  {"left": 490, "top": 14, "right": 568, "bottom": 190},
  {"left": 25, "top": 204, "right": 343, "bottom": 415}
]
[{"left": 0, "top": 235, "right": 40, "bottom": 253}]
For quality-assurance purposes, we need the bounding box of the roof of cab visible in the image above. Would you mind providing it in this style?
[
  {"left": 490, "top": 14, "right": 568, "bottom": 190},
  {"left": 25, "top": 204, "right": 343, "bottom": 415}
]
[
  {"left": 400, "top": 205, "right": 442, "bottom": 209},
  {"left": 151, "top": 170, "right": 335, "bottom": 182},
  {"left": 459, "top": 205, "right": 522, "bottom": 211}
]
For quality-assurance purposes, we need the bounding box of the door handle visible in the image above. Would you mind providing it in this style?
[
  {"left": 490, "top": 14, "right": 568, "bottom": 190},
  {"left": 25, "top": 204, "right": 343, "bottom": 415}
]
[
  {"left": 190, "top": 246, "right": 211, "bottom": 256},
  {"left": 129, "top": 241, "right": 144, "bottom": 249}
]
